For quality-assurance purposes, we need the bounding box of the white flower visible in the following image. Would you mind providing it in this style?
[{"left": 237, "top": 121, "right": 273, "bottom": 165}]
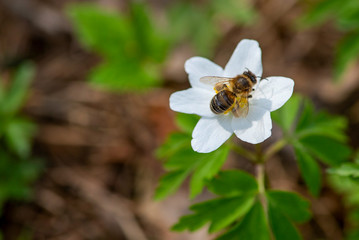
[{"left": 169, "top": 39, "right": 294, "bottom": 153}]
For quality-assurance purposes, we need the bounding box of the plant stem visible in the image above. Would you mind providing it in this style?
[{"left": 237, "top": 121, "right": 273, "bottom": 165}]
[
  {"left": 229, "top": 143, "right": 256, "bottom": 162},
  {"left": 263, "top": 139, "right": 287, "bottom": 162},
  {"left": 256, "top": 145, "right": 275, "bottom": 240}
]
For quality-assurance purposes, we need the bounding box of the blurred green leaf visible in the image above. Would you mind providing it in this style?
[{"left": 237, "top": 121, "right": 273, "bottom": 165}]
[
  {"left": 334, "top": 31, "right": 359, "bottom": 81},
  {"left": 4, "top": 118, "right": 36, "bottom": 159},
  {"left": 328, "top": 162, "right": 359, "bottom": 178},
  {"left": 300, "top": 135, "right": 351, "bottom": 166},
  {"left": 0, "top": 63, "right": 34, "bottom": 116},
  {"left": 175, "top": 113, "right": 200, "bottom": 134},
  {"left": 0, "top": 152, "right": 42, "bottom": 209},
  {"left": 210, "top": 0, "right": 257, "bottom": 24},
  {"left": 172, "top": 194, "right": 255, "bottom": 233},
  {"left": 272, "top": 94, "right": 301, "bottom": 134},
  {"left": 294, "top": 144, "right": 321, "bottom": 196},
  {"left": 68, "top": 2, "right": 168, "bottom": 92},
  {"left": 68, "top": 4, "right": 132, "bottom": 59},
  {"left": 266, "top": 190, "right": 311, "bottom": 223},
  {"left": 88, "top": 59, "right": 159, "bottom": 92},
  {"left": 207, "top": 170, "right": 258, "bottom": 197},
  {"left": 156, "top": 132, "right": 190, "bottom": 159},
  {"left": 268, "top": 203, "right": 302, "bottom": 240},
  {"left": 298, "top": 0, "right": 341, "bottom": 28},
  {"left": 273, "top": 93, "right": 351, "bottom": 194},
  {"left": 216, "top": 201, "right": 270, "bottom": 240}
]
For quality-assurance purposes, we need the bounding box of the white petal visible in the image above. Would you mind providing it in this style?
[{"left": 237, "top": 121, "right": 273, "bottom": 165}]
[
  {"left": 191, "top": 116, "right": 233, "bottom": 153},
  {"left": 185, "top": 57, "right": 224, "bottom": 90},
  {"left": 170, "top": 88, "right": 215, "bottom": 117},
  {"left": 224, "top": 39, "right": 263, "bottom": 78},
  {"left": 232, "top": 106, "right": 272, "bottom": 144},
  {"left": 253, "top": 76, "right": 294, "bottom": 111}
]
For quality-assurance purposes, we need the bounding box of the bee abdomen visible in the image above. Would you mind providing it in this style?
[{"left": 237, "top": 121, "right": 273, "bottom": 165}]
[{"left": 210, "top": 91, "right": 236, "bottom": 114}]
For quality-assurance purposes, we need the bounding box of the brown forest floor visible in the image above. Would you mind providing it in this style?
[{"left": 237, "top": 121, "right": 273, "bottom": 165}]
[{"left": 1, "top": 0, "right": 359, "bottom": 239}]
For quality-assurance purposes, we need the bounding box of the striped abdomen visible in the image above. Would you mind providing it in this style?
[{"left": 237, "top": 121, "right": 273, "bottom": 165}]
[{"left": 210, "top": 90, "right": 236, "bottom": 114}]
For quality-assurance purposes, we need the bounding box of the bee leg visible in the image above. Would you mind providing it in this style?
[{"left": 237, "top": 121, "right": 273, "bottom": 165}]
[
  {"left": 248, "top": 95, "right": 252, "bottom": 98},
  {"left": 252, "top": 88, "right": 255, "bottom": 91}
]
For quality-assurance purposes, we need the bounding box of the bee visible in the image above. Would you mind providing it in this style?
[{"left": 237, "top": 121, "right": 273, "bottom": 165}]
[{"left": 200, "top": 70, "right": 257, "bottom": 118}]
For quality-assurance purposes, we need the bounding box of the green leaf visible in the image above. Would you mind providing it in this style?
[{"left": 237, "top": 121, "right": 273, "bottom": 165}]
[
  {"left": 88, "top": 59, "right": 159, "bottom": 92},
  {"left": 268, "top": 202, "right": 302, "bottom": 240},
  {"left": 1, "top": 63, "right": 35, "bottom": 116},
  {"left": 67, "top": 4, "right": 132, "bottom": 59},
  {"left": 129, "top": 1, "right": 168, "bottom": 62},
  {"left": 190, "top": 145, "right": 230, "bottom": 198},
  {"left": 272, "top": 93, "right": 302, "bottom": 134},
  {"left": 294, "top": 144, "right": 322, "bottom": 196},
  {"left": 298, "top": 0, "right": 341, "bottom": 28},
  {"left": 156, "top": 132, "right": 190, "bottom": 159},
  {"left": 207, "top": 170, "right": 258, "bottom": 197},
  {"left": 0, "top": 152, "right": 42, "bottom": 208},
  {"left": 175, "top": 113, "right": 200, "bottom": 134},
  {"left": 300, "top": 135, "right": 351, "bottom": 166},
  {"left": 4, "top": 118, "right": 36, "bottom": 159},
  {"left": 163, "top": 147, "right": 203, "bottom": 170},
  {"left": 334, "top": 31, "right": 359, "bottom": 81},
  {"left": 216, "top": 201, "right": 270, "bottom": 240},
  {"left": 154, "top": 169, "right": 191, "bottom": 201},
  {"left": 328, "top": 162, "right": 359, "bottom": 178},
  {"left": 172, "top": 194, "right": 255, "bottom": 233},
  {"left": 210, "top": 0, "right": 257, "bottom": 25},
  {"left": 266, "top": 190, "right": 311, "bottom": 223}
]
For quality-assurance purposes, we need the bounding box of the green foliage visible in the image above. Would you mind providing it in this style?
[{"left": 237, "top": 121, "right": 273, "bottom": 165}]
[
  {"left": 0, "top": 152, "right": 42, "bottom": 210},
  {"left": 298, "top": 0, "right": 359, "bottom": 81},
  {"left": 266, "top": 191, "right": 311, "bottom": 240},
  {"left": 0, "top": 63, "right": 41, "bottom": 213},
  {"left": 167, "top": 0, "right": 257, "bottom": 56},
  {"left": 155, "top": 113, "right": 231, "bottom": 200},
  {"left": 155, "top": 134, "right": 230, "bottom": 199},
  {"left": 67, "top": 2, "right": 169, "bottom": 92},
  {"left": 272, "top": 94, "right": 351, "bottom": 196},
  {"left": 328, "top": 155, "right": 359, "bottom": 240}
]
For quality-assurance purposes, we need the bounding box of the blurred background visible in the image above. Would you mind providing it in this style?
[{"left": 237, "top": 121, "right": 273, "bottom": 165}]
[{"left": 1, "top": 0, "right": 359, "bottom": 239}]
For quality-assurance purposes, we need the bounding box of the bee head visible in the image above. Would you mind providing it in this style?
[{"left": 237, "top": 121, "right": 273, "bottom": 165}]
[{"left": 243, "top": 70, "right": 257, "bottom": 84}]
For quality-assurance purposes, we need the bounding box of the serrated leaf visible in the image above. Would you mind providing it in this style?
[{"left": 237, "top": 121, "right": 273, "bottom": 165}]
[
  {"left": 266, "top": 190, "right": 311, "bottom": 223},
  {"left": 207, "top": 170, "right": 258, "bottom": 197},
  {"left": 268, "top": 202, "right": 302, "bottom": 240},
  {"left": 216, "top": 201, "right": 270, "bottom": 240},
  {"left": 172, "top": 194, "right": 255, "bottom": 233},
  {"left": 156, "top": 132, "right": 190, "bottom": 159},
  {"left": 294, "top": 144, "right": 322, "bottom": 196},
  {"left": 190, "top": 145, "right": 230, "bottom": 198},
  {"left": 154, "top": 169, "right": 191, "bottom": 200},
  {"left": 300, "top": 135, "right": 351, "bottom": 166},
  {"left": 164, "top": 147, "right": 203, "bottom": 170}
]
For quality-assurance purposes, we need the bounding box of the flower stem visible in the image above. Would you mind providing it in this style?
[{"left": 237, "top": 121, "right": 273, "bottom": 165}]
[
  {"left": 263, "top": 139, "right": 287, "bottom": 162},
  {"left": 229, "top": 143, "right": 256, "bottom": 162},
  {"left": 256, "top": 162, "right": 274, "bottom": 240}
]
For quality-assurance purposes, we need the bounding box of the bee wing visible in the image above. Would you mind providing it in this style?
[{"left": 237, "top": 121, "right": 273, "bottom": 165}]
[
  {"left": 200, "top": 76, "right": 234, "bottom": 86},
  {"left": 232, "top": 94, "right": 249, "bottom": 118}
]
